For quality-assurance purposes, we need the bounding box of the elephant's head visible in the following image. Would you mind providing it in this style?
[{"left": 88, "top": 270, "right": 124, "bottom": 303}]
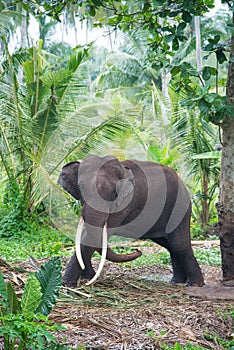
[
  {"left": 80, "top": 155, "right": 135, "bottom": 213},
  {"left": 58, "top": 155, "right": 135, "bottom": 214},
  {"left": 58, "top": 155, "right": 141, "bottom": 285}
]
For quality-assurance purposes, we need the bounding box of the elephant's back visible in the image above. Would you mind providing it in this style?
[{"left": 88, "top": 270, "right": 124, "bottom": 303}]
[{"left": 120, "top": 160, "right": 190, "bottom": 235}]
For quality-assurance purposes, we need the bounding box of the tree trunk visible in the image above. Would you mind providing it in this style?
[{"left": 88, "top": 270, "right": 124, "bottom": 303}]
[
  {"left": 20, "top": 4, "right": 28, "bottom": 48},
  {"left": 202, "top": 172, "right": 209, "bottom": 227},
  {"left": 194, "top": 16, "right": 202, "bottom": 72},
  {"left": 18, "top": 1, "right": 28, "bottom": 83},
  {"left": 219, "top": 10, "right": 234, "bottom": 283}
]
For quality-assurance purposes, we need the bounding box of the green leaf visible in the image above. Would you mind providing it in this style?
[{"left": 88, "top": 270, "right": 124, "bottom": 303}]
[
  {"left": 7, "top": 282, "right": 20, "bottom": 314},
  {"left": 202, "top": 66, "right": 217, "bottom": 81},
  {"left": 0, "top": 272, "right": 7, "bottom": 305},
  {"left": 208, "top": 34, "right": 220, "bottom": 44},
  {"left": 21, "top": 2, "right": 29, "bottom": 11},
  {"left": 181, "top": 62, "right": 198, "bottom": 76},
  {"left": 174, "top": 343, "right": 183, "bottom": 350},
  {"left": 208, "top": 66, "right": 218, "bottom": 75},
  {"left": 154, "top": 0, "right": 164, "bottom": 4},
  {"left": 164, "top": 34, "right": 175, "bottom": 43},
  {"left": 108, "top": 17, "right": 118, "bottom": 25},
  {"left": 198, "top": 99, "right": 209, "bottom": 114},
  {"left": 177, "top": 22, "right": 187, "bottom": 33},
  {"left": 172, "top": 37, "right": 179, "bottom": 51},
  {"left": 202, "top": 66, "right": 211, "bottom": 80},
  {"left": 182, "top": 11, "right": 192, "bottom": 23},
  {"left": 35, "top": 257, "right": 62, "bottom": 316},
  {"left": 148, "top": 145, "right": 162, "bottom": 162},
  {"left": 204, "top": 92, "right": 218, "bottom": 103},
  {"left": 227, "top": 104, "right": 234, "bottom": 115},
  {"left": 171, "top": 66, "right": 180, "bottom": 76},
  {"left": 23, "top": 61, "right": 34, "bottom": 84},
  {"left": 21, "top": 275, "right": 42, "bottom": 314},
  {"left": 216, "top": 49, "right": 227, "bottom": 64},
  {"left": 204, "top": 43, "right": 214, "bottom": 51}
]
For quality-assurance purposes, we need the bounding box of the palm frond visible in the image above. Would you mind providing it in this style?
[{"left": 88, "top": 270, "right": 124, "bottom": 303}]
[
  {"left": 192, "top": 151, "right": 221, "bottom": 159},
  {"left": 0, "top": 9, "right": 22, "bottom": 37},
  {"left": 45, "top": 110, "right": 145, "bottom": 175},
  {"left": 94, "top": 49, "right": 155, "bottom": 90},
  {"left": 31, "top": 114, "right": 145, "bottom": 209}
]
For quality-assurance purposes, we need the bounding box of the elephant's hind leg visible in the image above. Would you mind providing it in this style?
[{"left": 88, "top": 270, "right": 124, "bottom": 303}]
[
  {"left": 169, "top": 250, "right": 187, "bottom": 284},
  {"left": 152, "top": 237, "right": 187, "bottom": 284},
  {"left": 167, "top": 233, "right": 204, "bottom": 287},
  {"left": 169, "top": 247, "right": 204, "bottom": 286}
]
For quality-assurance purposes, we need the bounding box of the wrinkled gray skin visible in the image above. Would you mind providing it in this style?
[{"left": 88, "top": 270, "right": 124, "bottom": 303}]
[{"left": 58, "top": 155, "right": 204, "bottom": 287}]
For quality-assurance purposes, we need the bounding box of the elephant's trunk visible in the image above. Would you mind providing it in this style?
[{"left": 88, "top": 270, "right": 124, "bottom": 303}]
[{"left": 96, "top": 247, "right": 142, "bottom": 262}]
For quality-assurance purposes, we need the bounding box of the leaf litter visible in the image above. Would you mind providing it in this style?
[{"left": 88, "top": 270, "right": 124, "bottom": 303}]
[{"left": 0, "top": 243, "right": 233, "bottom": 350}]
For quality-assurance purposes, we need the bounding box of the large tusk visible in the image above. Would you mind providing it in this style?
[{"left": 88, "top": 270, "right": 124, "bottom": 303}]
[
  {"left": 86, "top": 224, "right": 107, "bottom": 286},
  {"left": 75, "top": 217, "right": 85, "bottom": 270}
]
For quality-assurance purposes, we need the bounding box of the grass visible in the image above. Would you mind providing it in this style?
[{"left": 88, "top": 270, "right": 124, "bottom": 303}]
[{"left": 194, "top": 246, "right": 221, "bottom": 265}]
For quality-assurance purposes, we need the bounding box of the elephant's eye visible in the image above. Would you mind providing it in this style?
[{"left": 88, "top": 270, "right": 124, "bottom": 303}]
[{"left": 111, "top": 189, "right": 118, "bottom": 201}]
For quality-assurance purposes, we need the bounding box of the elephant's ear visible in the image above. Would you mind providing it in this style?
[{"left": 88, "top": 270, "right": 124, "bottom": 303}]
[{"left": 115, "top": 167, "right": 135, "bottom": 207}]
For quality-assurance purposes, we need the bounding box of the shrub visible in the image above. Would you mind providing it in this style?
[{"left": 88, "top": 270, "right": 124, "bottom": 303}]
[{"left": 0, "top": 257, "right": 68, "bottom": 350}]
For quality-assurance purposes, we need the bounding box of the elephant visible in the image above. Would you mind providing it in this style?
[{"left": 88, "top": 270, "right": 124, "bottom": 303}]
[{"left": 58, "top": 155, "right": 204, "bottom": 287}]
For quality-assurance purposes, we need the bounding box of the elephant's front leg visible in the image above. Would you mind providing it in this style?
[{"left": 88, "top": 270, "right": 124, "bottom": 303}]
[{"left": 62, "top": 245, "right": 96, "bottom": 287}]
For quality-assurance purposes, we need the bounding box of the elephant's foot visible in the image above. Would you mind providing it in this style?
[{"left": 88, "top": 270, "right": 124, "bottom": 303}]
[
  {"left": 185, "top": 279, "right": 205, "bottom": 287},
  {"left": 170, "top": 276, "right": 187, "bottom": 285},
  {"left": 62, "top": 267, "right": 95, "bottom": 287},
  {"left": 170, "top": 275, "right": 205, "bottom": 287},
  {"left": 62, "top": 276, "right": 79, "bottom": 287},
  {"left": 81, "top": 267, "right": 95, "bottom": 280}
]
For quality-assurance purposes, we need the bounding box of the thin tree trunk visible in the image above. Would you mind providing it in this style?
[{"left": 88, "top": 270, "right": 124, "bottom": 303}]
[
  {"left": 194, "top": 16, "right": 202, "bottom": 71},
  {"left": 218, "top": 10, "right": 234, "bottom": 284},
  {"left": 86, "top": 19, "right": 89, "bottom": 44},
  {"left": 72, "top": 12, "right": 78, "bottom": 45},
  {"left": 19, "top": 1, "right": 28, "bottom": 83},
  {"left": 20, "top": 3, "right": 28, "bottom": 48},
  {"left": 202, "top": 172, "right": 209, "bottom": 227},
  {"left": 160, "top": 68, "right": 171, "bottom": 146}
]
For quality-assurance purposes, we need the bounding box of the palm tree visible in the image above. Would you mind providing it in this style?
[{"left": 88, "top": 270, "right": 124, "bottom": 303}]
[
  {"left": 173, "top": 105, "right": 220, "bottom": 228},
  {"left": 0, "top": 40, "right": 88, "bottom": 207},
  {"left": 0, "top": 38, "right": 146, "bottom": 214},
  {"left": 0, "top": 1, "right": 22, "bottom": 48}
]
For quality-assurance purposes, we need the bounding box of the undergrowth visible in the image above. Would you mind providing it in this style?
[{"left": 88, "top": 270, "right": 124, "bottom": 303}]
[
  {"left": 0, "top": 229, "right": 221, "bottom": 267},
  {"left": 0, "top": 257, "right": 69, "bottom": 349},
  {"left": 0, "top": 228, "right": 73, "bottom": 261}
]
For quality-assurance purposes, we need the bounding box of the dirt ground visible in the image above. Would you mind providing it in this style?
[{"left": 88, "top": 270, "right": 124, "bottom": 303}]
[{"left": 1, "top": 243, "right": 234, "bottom": 350}]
